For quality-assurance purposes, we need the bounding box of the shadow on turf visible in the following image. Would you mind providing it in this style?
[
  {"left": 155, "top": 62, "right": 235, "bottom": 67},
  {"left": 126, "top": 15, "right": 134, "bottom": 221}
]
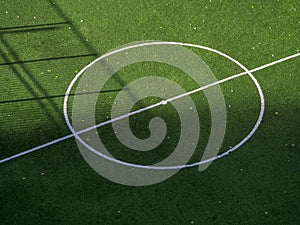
[
  {"left": 0, "top": 21, "right": 70, "bottom": 31},
  {"left": 47, "top": 0, "right": 140, "bottom": 103},
  {"left": 0, "top": 25, "right": 62, "bottom": 35},
  {"left": 0, "top": 36, "right": 65, "bottom": 129},
  {"left": 0, "top": 0, "right": 141, "bottom": 133},
  {"left": 0, "top": 1, "right": 101, "bottom": 131},
  {"left": 0, "top": 89, "right": 124, "bottom": 105},
  {"left": 0, "top": 53, "right": 97, "bottom": 66}
]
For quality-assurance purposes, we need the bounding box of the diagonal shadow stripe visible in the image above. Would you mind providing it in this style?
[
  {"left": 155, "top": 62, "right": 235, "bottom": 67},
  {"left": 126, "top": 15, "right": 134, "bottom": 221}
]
[
  {"left": 0, "top": 21, "right": 70, "bottom": 31},
  {"left": 0, "top": 53, "right": 97, "bottom": 66},
  {"left": 0, "top": 36, "right": 65, "bottom": 129},
  {"left": 47, "top": 0, "right": 140, "bottom": 105},
  {"left": 0, "top": 26, "right": 62, "bottom": 35},
  {"left": 47, "top": 0, "right": 97, "bottom": 55},
  {"left": 0, "top": 89, "right": 123, "bottom": 105}
]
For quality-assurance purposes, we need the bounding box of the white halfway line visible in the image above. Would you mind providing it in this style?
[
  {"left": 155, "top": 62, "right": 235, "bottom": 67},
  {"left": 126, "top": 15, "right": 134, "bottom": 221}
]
[{"left": 0, "top": 52, "right": 299, "bottom": 164}]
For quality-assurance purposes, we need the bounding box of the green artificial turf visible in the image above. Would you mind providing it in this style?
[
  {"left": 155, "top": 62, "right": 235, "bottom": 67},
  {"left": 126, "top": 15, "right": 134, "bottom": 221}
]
[{"left": 0, "top": 0, "right": 299, "bottom": 224}]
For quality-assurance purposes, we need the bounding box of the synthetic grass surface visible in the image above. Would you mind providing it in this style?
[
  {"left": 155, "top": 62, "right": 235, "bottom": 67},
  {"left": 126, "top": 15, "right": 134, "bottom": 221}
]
[{"left": 0, "top": 0, "right": 299, "bottom": 224}]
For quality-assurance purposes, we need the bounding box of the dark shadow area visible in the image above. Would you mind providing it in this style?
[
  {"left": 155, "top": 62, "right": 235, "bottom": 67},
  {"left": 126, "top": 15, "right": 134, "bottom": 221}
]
[
  {"left": 0, "top": 53, "right": 97, "bottom": 66},
  {"left": 0, "top": 89, "right": 124, "bottom": 105}
]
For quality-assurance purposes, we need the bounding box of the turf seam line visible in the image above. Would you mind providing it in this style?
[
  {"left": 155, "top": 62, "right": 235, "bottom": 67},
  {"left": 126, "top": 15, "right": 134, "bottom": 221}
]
[{"left": 0, "top": 51, "right": 299, "bottom": 164}]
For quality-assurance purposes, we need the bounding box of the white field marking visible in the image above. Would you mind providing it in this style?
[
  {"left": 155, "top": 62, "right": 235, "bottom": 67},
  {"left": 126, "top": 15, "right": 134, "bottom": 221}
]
[
  {"left": 64, "top": 41, "right": 264, "bottom": 170},
  {"left": 0, "top": 51, "right": 299, "bottom": 165},
  {"left": 168, "top": 51, "right": 300, "bottom": 102}
]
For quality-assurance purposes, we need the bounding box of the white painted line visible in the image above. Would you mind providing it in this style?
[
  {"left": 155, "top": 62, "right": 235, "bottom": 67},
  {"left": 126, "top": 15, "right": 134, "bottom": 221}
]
[
  {"left": 168, "top": 51, "right": 300, "bottom": 102},
  {"left": 0, "top": 134, "right": 74, "bottom": 164},
  {"left": 0, "top": 51, "right": 299, "bottom": 165},
  {"left": 63, "top": 41, "right": 264, "bottom": 170}
]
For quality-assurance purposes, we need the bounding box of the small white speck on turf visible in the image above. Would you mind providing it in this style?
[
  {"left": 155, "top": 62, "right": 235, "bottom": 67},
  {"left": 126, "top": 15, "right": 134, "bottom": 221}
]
[
  {"left": 5, "top": 11, "right": 8, "bottom": 14},
  {"left": 33, "top": 16, "right": 36, "bottom": 19},
  {"left": 275, "top": 111, "right": 279, "bottom": 115},
  {"left": 80, "top": 19, "right": 84, "bottom": 22}
]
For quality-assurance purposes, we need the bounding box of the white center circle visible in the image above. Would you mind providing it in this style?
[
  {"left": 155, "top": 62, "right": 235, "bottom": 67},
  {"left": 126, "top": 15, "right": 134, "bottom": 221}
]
[{"left": 63, "top": 41, "right": 264, "bottom": 172}]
